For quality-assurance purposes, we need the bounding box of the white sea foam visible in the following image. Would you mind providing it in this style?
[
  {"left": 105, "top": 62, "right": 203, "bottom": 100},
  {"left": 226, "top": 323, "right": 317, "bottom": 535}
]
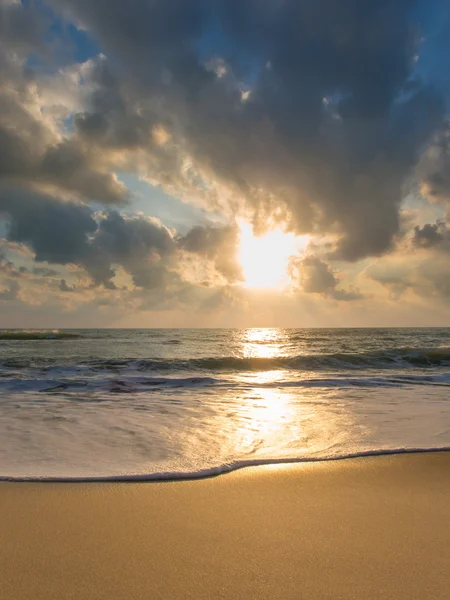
[{"left": 2, "top": 448, "right": 450, "bottom": 482}]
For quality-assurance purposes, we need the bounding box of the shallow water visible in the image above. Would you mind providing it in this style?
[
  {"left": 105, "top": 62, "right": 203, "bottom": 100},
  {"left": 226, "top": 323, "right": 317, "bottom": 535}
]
[{"left": 1, "top": 328, "right": 450, "bottom": 479}]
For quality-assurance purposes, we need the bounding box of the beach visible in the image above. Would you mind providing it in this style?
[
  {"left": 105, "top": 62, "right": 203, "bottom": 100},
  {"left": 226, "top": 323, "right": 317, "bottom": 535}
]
[
  {"left": 1, "top": 451, "right": 449, "bottom": 599},
  {"left": 2, "top": 0, "right": 450, "bottom": 594}
]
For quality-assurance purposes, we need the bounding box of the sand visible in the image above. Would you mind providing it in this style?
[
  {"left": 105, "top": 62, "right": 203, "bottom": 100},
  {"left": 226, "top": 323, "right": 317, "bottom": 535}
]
[{"left": 1, "top": 452, "right": 449, "bottom": 599}]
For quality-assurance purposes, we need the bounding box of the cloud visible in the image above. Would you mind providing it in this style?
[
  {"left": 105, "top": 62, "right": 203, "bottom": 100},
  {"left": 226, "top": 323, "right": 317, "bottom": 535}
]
[
  {"left": 289, "top": 255, "right": 364, "bottom": 301},
  {"left": 0, "top": 185, "right": 98, "bottom": 264},
  {"left": 69, "top": 55, "right": 206, "bottom": 203},
  {"left": 380, "top": 218, "right": 450, "bottom": 300},
  {"left": 0, "top": 0, "right": 47, "bottom": 56},
  {"left": 2, "top": 0, "right": 450, "bottom": 321},
  {"left": 419, "top": 125, "right": 450, "bottom": 203},
  {"left": 59, "top": 279, "right": 75, "bottom": 292},
  {"left": 201, "top": 285, "right": 249, "bottom": 313},
  {"left": 412, "top": 220, "right": 450, "bottom": 249},
  {"left": 88, "top": 210, "right": 177, "bottom": 288},
  {"left": 366, "top": 260, "right": 411, "bottom": 301},
  {"left": 0, "top": 3, "right": 128, "bottom": 205},
  {"left": 180, "top": 224, "right": 243, "bottom": 283},
  {"left": 0, "top": 183, "right": 243, "bottom": 298},
  {"left": 46, "top": 0, "right": 447, "bottom": 262},
  {"left": 0, "top": 252, "right": 18, "bottom": 277},
  {"left": 32, "top": 266, "right": 60, "bottom": 277},
  {"left": 367, "top": 234, "right": 450, "bottom": 301},
  {"left": 0, "top": 278, "right": 20, "bottom": 302}
]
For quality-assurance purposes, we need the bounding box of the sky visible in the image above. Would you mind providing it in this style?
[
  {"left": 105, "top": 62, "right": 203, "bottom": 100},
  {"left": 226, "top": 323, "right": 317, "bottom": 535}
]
[{"left": 1, "top": 0, "right": 450, "bottom": 327}]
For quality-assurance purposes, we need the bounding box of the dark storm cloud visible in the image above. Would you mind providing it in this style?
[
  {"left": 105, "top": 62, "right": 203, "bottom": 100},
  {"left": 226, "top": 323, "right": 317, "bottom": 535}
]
[
  {"left": 59, "top": 279, "right": 75, "bottom": 292},
  {"left": 0, "top": 185, "right": 240, "bottom": 290},
  {"left": 412, "top": 221, "right": 450, "bottom": 248},
  {"left": 73, "top": 58, "right": 155, "bottom": 149},
  {"left": 39, "top": 140, "right": 128, "bottom": 205},
  {"left": 0, "top": 2, "right": 128, "bottom": 205},
  {"left": 88, "top": 215, "right": 244, "bottom": 289},
  {"left": 88, "top": 211, "right": 177, "bottom": 288},
  {"left": 49, "top": 0, "right": 447, "bottom": 261},
  {"left": 419, "top": 125, "right": 450, "bottom": 203},
  {"left": 52, "top": 0, "right": 208, "bottom": 83},
  {"left": 0, "top": 120, "right": 128, "bottom": 205},
  {"left": 0, "top": 186, "right": 98, "bottom": 264},
  {"left": 289, "top": 255, "right": 364, "bottom": 301},
  {"left": 70, "top": 55, "right": 196, "bottom": 199},
  {"left": 0, "top": 0, "right": 47, "bottom": 55},
  {"left": 0, "top": 188, "right": 177, "bottom": 288}
]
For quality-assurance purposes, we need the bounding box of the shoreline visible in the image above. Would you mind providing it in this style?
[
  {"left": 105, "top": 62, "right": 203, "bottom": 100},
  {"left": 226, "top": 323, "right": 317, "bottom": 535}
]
[
  {"left": 2, "top": 445, "right": 450, "bottom": 482},
  {"left": 1, "top": 452, "right": 449, "bottom": 599}
]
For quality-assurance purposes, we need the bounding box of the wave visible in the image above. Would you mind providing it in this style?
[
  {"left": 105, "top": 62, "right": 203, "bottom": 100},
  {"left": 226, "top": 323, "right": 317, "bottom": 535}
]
[
  {"left": 264, "top": 372, "right": 450, "bottom": 388},
  {"left": 2, "top": 370, "right": 450, "bottom": 395},
  {"left": 2, "top": 447, "right": 449, "bottom": 482},
  {"left": 3, "top": 346, "right": 450, "bottom": 373},
  {"left": 0, "top": 330, "right": 81, "bottom": 341},
  {"left": 0, "top": 375, "right": 224, "bottom": 394},
  {"left": 132, "top": 347, "right": 450, "bottom": 371}
]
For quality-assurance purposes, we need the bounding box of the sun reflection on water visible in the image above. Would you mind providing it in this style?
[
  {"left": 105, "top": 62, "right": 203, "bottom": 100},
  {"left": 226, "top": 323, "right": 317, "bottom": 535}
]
[
  {"left": 220, "top": 328, "right": 359, "bottom": 460},
  {"left": 226, "top": 384, "right": 357, "bottom": 460},
  {"left": 246, "top": 388, "right": 291, "bottom": 430},
  {"left": 234, "top": 329, "right": 295, "bottom": 444},
  {"left": 231, "top": 385, "right": 335, "bottom": 460},
  {"left": 237, "top": 327, "right": 289, "bottom": 359}
]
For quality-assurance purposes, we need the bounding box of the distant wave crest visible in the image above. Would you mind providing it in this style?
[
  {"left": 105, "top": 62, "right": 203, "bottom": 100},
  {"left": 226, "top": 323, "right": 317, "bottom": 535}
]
[
  {"left": 0, "top": 330, "right": 81, "bottom": 341},
  {"left": 133, "top": 347, "right": 450, "bottom": 371}
]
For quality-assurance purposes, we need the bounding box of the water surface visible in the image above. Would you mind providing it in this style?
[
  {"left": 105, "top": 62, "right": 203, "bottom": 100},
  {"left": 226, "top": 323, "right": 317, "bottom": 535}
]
[{"left": 1, "top": 328, "right": 450, "bottom": 479}]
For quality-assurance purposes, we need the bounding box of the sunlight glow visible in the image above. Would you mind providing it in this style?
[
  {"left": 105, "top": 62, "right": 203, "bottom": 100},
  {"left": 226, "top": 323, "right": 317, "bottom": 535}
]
[
  {"left": 238, "top": 221, "right": 308, "bottom": 288},
  {"left": 226, "top": 329, "right": 354, "bottom": 458},
  {"left": 239, "top": 327, "right": 288, "bottom": 359}
]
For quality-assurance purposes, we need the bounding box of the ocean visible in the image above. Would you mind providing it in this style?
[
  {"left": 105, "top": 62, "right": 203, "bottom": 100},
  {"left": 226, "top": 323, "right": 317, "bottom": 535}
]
[{"left": 1, "top": 328, "right": 450, "bottom": 480}]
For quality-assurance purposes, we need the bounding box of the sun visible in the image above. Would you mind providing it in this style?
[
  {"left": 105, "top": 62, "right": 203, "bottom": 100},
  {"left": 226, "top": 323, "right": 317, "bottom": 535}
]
[{"left": 238, "top": 221, "right": 308, "bottom": 289}]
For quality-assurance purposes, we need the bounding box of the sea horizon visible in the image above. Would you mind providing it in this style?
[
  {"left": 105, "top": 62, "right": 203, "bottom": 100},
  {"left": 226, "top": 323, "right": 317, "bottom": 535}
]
[{"left": 4, "top": 325, "right": 450, "bottom": 330}]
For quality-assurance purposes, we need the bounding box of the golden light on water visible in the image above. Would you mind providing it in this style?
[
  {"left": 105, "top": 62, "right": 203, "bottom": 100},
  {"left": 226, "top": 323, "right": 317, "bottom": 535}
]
[
  {"left": 240, "top": 327, "right": 287, "bottom": 358},
  {"left": 231, "top": 383, "right": 355, "bottom": 460},
  {"left": 219, "top": 328, "right": 358, "bottom": 460},
  {"left": 238, "top": 221, "right": 308, "bottom": 289},
  {"left": 246, "top": 388, "right": 292, "bottom": 431},
  {"left": 236, "top": 387, "right": 294, "bottom": 451},
  {"left": 232, "top": 328, "right": 298, "bottom": 450}
]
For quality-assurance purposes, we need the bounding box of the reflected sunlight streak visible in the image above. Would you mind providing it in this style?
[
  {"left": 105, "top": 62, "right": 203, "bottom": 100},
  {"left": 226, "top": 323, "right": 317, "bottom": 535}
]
[
  {"left": 228, "top": 328, "right": 357, "bottom": 459},
  {"left": 239, "top": 327, "right": 288, "bottom": 359}
]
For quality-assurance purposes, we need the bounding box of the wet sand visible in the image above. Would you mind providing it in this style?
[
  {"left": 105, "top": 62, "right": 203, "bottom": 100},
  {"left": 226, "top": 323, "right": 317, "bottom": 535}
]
[{"left": 1, "top": 452, "right": 449, "bottom": 599}]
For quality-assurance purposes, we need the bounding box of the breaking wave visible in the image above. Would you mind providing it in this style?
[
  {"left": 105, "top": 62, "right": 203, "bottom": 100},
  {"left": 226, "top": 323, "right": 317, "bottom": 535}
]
[
  {"left": 115, "top": 347, "right": 450, "bottom": 371},
  {"left": 1, "top": 371, "right": 450, "bottom": 395},
  {"left": 2, "top": 346, "right": 450, "bottom": 372}
]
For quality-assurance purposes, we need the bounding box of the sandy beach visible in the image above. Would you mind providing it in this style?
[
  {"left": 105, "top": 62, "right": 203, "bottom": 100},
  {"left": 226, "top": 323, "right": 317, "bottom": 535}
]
[{"left": 1, "top": 452, "right": 449, "bottom": 599}]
